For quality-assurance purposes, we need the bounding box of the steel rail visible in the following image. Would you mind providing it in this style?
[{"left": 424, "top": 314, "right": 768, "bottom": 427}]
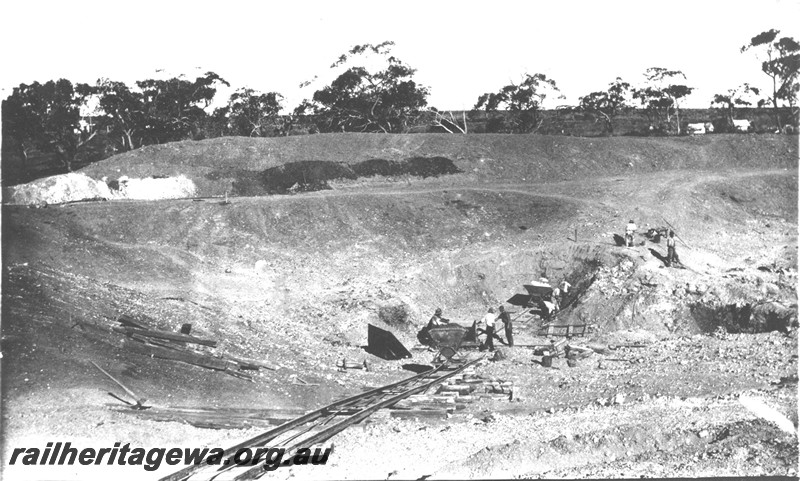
[
  {"left": 159, "top": 360, "right": 461, "bottom": 481},
  {"left": 233, "top": 357, "right": 482, "bottom": 480}
]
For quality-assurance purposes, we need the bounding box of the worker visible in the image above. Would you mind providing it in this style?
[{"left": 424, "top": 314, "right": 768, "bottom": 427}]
[
  {"left": 497, "top": 305, "right": 513, "bottom": 347},
  {"left": 540, "top": 298, "right": 556, "bottom": 320},
  {"left": 481, "top": 307, "right": 497, "bottom": 352},
  {"left": 550, "top": 289, "right": 561, "bottom": 313},
  {"left": 428, "top": 308, "right": 450, "bottom": 328},
  {"left": 625, "top": 219, "right": 637, "bottom": 247},
  {"left": 559, "top": 280, "right": 572, "bottom": 303},
  {"left": 666, "top": 230, "right": 677, "bottom": 267}
]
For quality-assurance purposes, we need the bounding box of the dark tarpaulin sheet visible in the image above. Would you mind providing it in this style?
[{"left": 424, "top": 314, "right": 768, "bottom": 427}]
[
  {"left": 366, "top": 324, "right": 412, "bottom": 360},
  {"left": 523, "top": 283, "right": 553, "bottom": 298},
  {"left": 506, "top": 293, "right": 533, "bottom": 306}
]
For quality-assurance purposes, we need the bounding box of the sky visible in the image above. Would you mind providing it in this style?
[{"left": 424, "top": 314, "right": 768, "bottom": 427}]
[{"left": 1, "top": 0, "right": 799, "bottom": 112}]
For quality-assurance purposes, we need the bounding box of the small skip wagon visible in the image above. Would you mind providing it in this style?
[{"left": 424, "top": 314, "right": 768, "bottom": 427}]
[
  {"left": 418, "top": 322, "right": 480, "bottom": 360},
  {"left": 506, "top": 281, "right": 558, "bottom": 322}
]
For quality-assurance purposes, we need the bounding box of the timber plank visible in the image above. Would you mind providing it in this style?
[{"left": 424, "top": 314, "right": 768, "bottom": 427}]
[
  {"left": 390, "top": 409, "right": 448, "bottom": 419},
  {"left": 139, "top": 343, "right": 229, "bottom": 370},
  {"left": 114, "top": 326, "right": 218, "bottom": 347}
]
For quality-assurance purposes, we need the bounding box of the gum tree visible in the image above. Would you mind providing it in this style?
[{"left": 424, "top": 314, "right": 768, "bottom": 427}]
[
  {"left": 710, "top": 83, "right": 762, "bottom": 128},
  {"left": 135, "top": 71, "right": 229, "bottom": 143},
  {"left": 578, "top": 78, "right": 633, "bottom": 135},
  {"left": 88, "top": 79, "right": 146, "bottom": 152},
  {"left": 633, "top": 68, "right": 693, "bottom": 134},
  {"left": 741, "top": 29, "right": 800, "bottom": 129},
  {"left": 2, "top": 79, "right": 96, "bottom": 172},
  {"left": 295, "top": 41, "right": 430, "bottom": 133},
  {"left": 218, "top": 88, "right": 284, "bottom": 137},
  {"left": 474, "top": 73, "right": 562, "bottom": 133}
]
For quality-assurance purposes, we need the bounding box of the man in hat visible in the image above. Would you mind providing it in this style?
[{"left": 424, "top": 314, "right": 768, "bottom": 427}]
[
  {"left": 428, "top": 307, "right": 450, "bottom": 328},
  {"left": 497, "top": 305, "right": 513, "bottom": 347},
  {"left": 625, "top": 219, "right": 637, "bottom": 247},
  {"left": 558, "top": 279, "right": 572, "bottom": 305},
  {"left": 550, "top": 289, "right": 561, "bottom": 314},
  {"left": 666, "top": 230, "right": 677, "bottom": 267},
  {"left": 419, "top": 307, "right": 449, "bottom": 346}
]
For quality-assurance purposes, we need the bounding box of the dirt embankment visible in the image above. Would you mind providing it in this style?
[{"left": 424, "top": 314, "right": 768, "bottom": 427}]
[
  {"left": 5, "top": 134, "right": 798, "bottom": 340},
  {"left": 4, "top": 170, "right": 796, "bottom": 342},
  {"left": 73, "top": 133, "right": 798, "bottom": 197}
]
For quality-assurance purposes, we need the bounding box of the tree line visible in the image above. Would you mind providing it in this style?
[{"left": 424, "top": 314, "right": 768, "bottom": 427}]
[{"left": 2, "top": 30, "right": 798, "bottom": 178}]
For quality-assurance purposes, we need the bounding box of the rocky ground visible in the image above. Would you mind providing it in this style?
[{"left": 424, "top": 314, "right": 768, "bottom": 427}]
[{"left": 1, "top": 134, "right": 797, "bottom": 480}]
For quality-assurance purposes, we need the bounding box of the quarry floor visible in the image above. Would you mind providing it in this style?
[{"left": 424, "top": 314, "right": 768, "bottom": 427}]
[{"left": 1, "top": 327, "right": 796, "bottom": 480}]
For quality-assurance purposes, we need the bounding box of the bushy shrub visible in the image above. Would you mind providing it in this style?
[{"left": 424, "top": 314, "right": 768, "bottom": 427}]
[{"left": 378, "top": 302, "right": 409, "bottom": 326}]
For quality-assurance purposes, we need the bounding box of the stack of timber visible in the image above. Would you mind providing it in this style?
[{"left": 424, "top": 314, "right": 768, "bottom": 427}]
[
  {"left": 536, "top": 323, "right": 591, "bottom": 337},
  {"left": 112, "top": 314, "right": 276, "bottom": 381},
  {"left": 388, "top": 365, "right": 513, "bottom": 419}
]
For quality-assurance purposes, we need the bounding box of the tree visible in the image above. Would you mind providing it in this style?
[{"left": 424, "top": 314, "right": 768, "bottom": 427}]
[
  {"left": 135, "top": 71, "right": 229, "bottom": 143},
  {"left": 474, "top": 73, "right": 562, "bottom": 133},
  {"left": 217, "top": 88, "right": 283, "bottom": 137},
  {"left": 578, "top": 78, "right": 632, "bottom": 135},
  {"left": 2, "top": 86, "right": 39, "bottom": 175},
  {"left": 710, "top": 83, "right": 761, "bottom": 127},
  {"left": 741, "top": 29, "right": 800, "bottom": 128},
  {"left": 1, "top": 79, "right": 96, "bottom": 172},
  {"left": 295, "top": 41, "right": 429, "bottom": 133},
  {"left": 633, "top": 68, "right": 693, "bottom": 134},
  {"left": 88, "top": 78, "right": 147, "bottom": 152},
  {"left": 428, "top": 108, "right": 468, "bottom": 134}
]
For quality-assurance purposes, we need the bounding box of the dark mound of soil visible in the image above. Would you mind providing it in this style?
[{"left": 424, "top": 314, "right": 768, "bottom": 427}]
[
  {"left": 219, "top": 156, "right": 462, "bottom": 195},
  {"left": 352, "top": 156, "right": 461, "bottom": 178},
  {"left": 230, "top": 161, "right": 348, "bottom": 195}
]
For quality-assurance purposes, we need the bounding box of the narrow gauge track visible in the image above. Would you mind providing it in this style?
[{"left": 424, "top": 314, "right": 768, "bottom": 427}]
[{"left": 161, "top": 356, "right": 482, "bottom": 481}]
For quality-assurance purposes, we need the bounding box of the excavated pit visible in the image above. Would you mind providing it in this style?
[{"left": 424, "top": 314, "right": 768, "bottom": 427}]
[{"left": 2, "top": 133, "right": 798, "bottom": 479}]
